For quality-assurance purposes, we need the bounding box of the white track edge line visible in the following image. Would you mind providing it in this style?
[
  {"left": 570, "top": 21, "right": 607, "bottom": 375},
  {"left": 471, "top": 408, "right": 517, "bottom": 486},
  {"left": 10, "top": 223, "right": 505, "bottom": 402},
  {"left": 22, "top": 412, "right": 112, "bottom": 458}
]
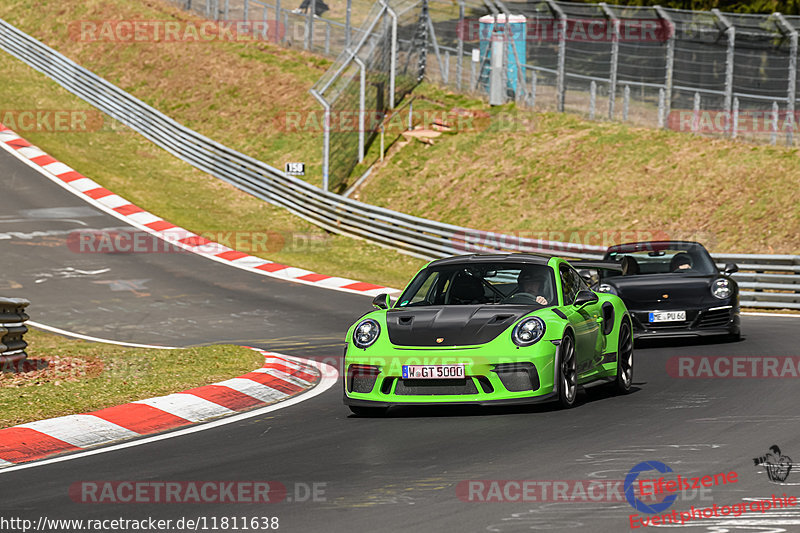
[{"left": 28, "top": 321, "right": 180, "bottom": 349}]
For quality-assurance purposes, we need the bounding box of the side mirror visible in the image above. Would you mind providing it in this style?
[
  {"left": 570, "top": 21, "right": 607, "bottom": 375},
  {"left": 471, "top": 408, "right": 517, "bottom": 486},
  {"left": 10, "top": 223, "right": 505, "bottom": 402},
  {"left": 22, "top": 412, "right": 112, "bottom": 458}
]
[
  {"left": 372, "top": 293, "right": 391, "bottom": 310},
  {"left": 724, "top": 263, "right": 738, "bottom": 274},
  {"left": 574, "top": 290, "right": 599, "bottom": 308}
]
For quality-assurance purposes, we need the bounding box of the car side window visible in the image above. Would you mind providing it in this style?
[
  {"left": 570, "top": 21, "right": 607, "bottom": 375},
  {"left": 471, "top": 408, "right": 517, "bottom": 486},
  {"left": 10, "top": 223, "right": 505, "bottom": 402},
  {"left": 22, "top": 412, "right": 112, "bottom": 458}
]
[{"left": 560, "top": 265, "right": 580, "bottom": 305}]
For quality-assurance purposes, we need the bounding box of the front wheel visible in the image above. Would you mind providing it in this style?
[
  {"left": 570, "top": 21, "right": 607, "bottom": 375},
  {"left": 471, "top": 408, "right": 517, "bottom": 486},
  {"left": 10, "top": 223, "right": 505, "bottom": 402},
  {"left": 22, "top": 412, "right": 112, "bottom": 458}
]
[
  {"left": 348, "top": 405, "right": 388, "bottom": 417},
  {"left": 558, "top": 334, "right": 578, "bottom": 408},
  {"left": 613, "top": 320, "right": 634, "bottom": 394}
]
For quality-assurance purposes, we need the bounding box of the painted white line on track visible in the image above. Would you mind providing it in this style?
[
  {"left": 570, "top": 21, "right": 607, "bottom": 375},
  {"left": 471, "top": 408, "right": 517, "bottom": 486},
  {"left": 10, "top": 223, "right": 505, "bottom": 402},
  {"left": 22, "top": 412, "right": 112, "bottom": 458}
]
[
  {"left": 0, "top": 353, "right": 338, "bottom": 475},
  {"left": 28, "top": 321, "right": 180, "bottom": 350}
]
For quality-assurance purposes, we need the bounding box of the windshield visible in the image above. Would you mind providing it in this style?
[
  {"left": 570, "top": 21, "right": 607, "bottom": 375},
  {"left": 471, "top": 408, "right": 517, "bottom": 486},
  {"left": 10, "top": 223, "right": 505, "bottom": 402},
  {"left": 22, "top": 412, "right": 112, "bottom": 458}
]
[
  {"left": 603, "top": 242, "right": 718, "bottom": 277},
  {"left": 396, "top": 263, "right": 557, "bottom": 308}
]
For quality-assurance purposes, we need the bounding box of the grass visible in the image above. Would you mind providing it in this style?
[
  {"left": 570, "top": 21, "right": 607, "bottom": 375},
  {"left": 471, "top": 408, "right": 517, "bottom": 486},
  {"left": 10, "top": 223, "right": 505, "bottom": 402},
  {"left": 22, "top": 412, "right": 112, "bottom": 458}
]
[{"left": 0, "top": 328, "right": 265, "bottom": 428}]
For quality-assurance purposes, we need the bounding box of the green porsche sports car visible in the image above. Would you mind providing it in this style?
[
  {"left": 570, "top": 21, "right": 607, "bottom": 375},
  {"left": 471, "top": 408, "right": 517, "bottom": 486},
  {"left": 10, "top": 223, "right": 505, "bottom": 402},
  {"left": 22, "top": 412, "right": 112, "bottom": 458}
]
[{"left": 343, "top": 253, "right": 634, "bottom": 415}]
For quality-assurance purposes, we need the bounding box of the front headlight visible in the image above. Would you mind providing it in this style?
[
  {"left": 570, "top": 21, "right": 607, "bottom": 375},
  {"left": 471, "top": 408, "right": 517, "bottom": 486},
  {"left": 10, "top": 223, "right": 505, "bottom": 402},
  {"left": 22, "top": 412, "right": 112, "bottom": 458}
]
[
  {"left": 512, "top": 317, "right": 546, "bottom": 347},
  {"left": 598, "top": 284, "right": 617, "bottom": 295},
  {"left": 711, "top": 278, "right": 732, "bottom": 299},
  {"left": 353, "top": 319, "right": 380, "bottom": 349}
]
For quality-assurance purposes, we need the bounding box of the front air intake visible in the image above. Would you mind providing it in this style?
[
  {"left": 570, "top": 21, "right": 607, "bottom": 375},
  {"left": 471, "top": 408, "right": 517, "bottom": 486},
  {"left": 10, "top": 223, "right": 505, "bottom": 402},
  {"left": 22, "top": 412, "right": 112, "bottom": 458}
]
[
  {"left": 492, "top": 363, "right": 539, "bottom": 392},
  {"left": 347, "top": 365, "right": 380, "bottom": 393}
]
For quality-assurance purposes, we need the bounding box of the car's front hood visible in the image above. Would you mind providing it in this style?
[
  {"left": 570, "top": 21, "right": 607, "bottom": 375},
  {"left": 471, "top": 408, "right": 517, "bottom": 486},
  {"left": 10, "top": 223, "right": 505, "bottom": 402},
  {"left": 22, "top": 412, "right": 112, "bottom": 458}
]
[
  {"left": 609, "top": 274, "right": 721, "bottom": 308},
  {"left": 386, "top": 305, "right": 532, "bottom": 347}
]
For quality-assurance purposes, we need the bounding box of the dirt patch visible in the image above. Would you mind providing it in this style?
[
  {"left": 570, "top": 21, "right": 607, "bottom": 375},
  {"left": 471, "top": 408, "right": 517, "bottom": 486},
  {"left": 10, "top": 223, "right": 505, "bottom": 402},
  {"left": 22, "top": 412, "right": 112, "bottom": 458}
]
[{"left": 1, "top": 356, "right": 104, "bottom": 387}]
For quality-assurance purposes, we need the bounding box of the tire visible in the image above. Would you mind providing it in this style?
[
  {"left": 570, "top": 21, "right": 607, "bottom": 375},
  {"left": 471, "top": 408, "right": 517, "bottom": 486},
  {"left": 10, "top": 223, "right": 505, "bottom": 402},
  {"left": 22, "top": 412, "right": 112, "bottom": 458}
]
[
  {"left": 348, "top": 405, "right": 388, "bottom": 417},
  {"left": 613, "top": 320, "right": 634, "bottom": 394},
  {"left": 557, "top": 334, "right": 578, "bottom": 408}
]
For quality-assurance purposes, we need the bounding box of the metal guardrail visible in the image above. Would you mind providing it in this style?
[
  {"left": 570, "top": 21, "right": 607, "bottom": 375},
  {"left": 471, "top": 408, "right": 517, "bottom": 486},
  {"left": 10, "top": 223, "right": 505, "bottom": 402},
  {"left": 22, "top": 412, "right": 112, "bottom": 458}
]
[
  {"left": 0, "top": 297, "right": 30, "bottom": 364},
  {"left": 0, "top": 18, "right": 797, "bottom": 309}
]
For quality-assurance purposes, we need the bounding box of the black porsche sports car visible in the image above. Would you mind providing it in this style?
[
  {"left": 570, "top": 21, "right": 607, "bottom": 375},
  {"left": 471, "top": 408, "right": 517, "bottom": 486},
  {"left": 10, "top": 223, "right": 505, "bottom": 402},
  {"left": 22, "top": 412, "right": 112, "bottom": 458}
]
[{"left": 595, "top": 241, "right": 740, "bottom": 340}]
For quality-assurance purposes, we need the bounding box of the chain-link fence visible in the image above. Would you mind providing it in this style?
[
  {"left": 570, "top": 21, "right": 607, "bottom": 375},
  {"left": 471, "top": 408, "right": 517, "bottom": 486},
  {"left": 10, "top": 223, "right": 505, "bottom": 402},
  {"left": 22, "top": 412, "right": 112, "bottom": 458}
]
[
  {"left": 426, "top": 1, "right": 800, "bottom": 147},
  {"left": 310, "top": 0, "right": 427, "bottom": 192}
]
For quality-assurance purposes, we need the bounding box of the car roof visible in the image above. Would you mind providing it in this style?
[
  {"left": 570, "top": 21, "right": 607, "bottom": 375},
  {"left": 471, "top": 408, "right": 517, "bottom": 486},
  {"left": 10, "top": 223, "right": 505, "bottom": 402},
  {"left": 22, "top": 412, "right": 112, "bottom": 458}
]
[
  {"left": 606, "top": 241, "right": 704, "bottom": 253},
  {"left": 427, "top": 253, "right": 553, "bottom": 267}
]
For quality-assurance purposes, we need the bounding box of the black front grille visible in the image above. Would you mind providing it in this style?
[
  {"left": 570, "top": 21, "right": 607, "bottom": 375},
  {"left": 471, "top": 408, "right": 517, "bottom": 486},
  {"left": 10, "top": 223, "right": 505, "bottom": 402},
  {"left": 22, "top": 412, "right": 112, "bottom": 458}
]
[
  {"left": 395, "top": 378, "right": 478, "bottom": 396},
  {"left": 492, "top": 363, "right": 539, "bottom": 392},
  {"left": 698, "top": 308, "right": 732, "bottom": 328}
]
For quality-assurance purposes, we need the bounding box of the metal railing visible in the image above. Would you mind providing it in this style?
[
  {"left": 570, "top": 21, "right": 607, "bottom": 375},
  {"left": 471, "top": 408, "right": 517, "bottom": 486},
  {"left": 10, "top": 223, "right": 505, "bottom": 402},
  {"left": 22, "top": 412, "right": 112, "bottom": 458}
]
[
  {"left": 0, "top": 18, "right": 797, "bottom": 309},
  {"left": 0, "top": 297, "right": 30, "bottom": 364}
]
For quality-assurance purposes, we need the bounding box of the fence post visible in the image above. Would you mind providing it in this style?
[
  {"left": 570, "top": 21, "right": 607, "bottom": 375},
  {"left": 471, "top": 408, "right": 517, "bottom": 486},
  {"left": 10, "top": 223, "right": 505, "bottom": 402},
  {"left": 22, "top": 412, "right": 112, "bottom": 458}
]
[
  {"left": 692, "top": 92, "right": 700, "bottom": 134},
  {"left": 325, "top": 22, "right": 331, "bottom": 55},
  {"left": 655, "top": 7, "right": 674, "bottom": 126},
  {"left": 263, "top": 6, "right": 269, "bottom": 39},
  {"left": 732, "top": 96, "right": 739, "bottom": 139},
  {"left": 306, "top": 0, "right": 316, "bottom": 50},
  {"left": 658, "top": 87, "right": 665, "bottom": 128},
  {"left": 771, "top": 101, "right": 779, "bottom": 145},
  {"left": 224, "top": 0, "right": 230, "bottom": 19},
  {"left": 623, "top": 84, "right": 630, "bottom": 121},
  {"left": 713, "top": 9, "right": 735, "bottom": 135},
  {"left": 457, "top": 0, "right": 465, "bottom": 91},
  {"left": 529, "top": 69, "right": 537, "bottom": 108},
  {"left": 346, "top": 0, "right": 352, "bottom": 48},
  {"left": 354, "top": 55, "right": 367, "bottom": 162},
  {"left": 774, "top": 13, "right": 797, "bottom": 146},
  {"left": 445, "top": 51, "right": 450, "bottom": 86},
  {"left": 310, "top": 89, "right": 330, "bottom": 191},
  {"left": 380, "top": 0, "right": 398, "bottom": 108},
  {"left": 275, "top": 0, "right": 281, "bottom": 43},
  {"left": 545, "top": 0, "right": 566, "bottom": 112},
  {"left": 601, "top": 3, "right": 620, "bottom": 120},
  {"left": 589, "top": 80, "right": 596, "bottom": 120}
]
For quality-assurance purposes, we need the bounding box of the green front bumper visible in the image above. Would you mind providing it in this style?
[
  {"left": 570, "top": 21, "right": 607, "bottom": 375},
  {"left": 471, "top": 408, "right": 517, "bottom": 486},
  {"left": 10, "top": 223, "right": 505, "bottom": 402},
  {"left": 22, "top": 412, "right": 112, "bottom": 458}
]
[{"left": 343, "top": 342, "right": 563, "bottom": 406}]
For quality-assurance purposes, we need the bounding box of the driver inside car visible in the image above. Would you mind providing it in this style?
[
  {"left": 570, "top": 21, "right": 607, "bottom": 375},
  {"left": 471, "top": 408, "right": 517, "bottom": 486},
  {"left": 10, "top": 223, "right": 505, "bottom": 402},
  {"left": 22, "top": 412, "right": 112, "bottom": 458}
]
[{"left": 502, "top": 267, "right": 550, "bottom": 305}]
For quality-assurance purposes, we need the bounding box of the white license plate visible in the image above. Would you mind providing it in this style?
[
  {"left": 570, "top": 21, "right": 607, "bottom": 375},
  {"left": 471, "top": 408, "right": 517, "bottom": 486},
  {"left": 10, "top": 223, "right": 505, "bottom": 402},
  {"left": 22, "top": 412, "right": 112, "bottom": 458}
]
[
  {"left": 649, "top": 310, "right": 686, "bottom": 323},
  {"left": 402, "top": 365, "right": 465, "bottom": 379}
]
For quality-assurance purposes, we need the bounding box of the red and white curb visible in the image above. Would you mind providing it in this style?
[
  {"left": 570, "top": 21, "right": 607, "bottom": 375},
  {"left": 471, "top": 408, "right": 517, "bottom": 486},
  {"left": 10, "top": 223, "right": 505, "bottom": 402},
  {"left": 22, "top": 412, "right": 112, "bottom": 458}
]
[
  {"left": 0, "top": 348, "right": 320, "bottom": 467},
  {"left": 0, "top": 123, "right": 399, "bottom": 298}
]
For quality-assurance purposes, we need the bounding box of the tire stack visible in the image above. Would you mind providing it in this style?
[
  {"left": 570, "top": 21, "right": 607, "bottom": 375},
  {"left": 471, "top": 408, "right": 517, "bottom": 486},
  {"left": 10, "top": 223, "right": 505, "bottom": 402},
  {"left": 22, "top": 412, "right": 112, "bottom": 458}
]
[{"left": 0, "top": 297, "right": 30, "bottom": 367}]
